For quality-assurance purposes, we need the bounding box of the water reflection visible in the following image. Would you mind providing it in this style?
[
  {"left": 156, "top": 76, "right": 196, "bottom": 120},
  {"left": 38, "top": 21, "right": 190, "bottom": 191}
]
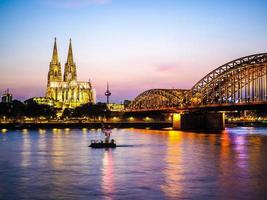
[
  {"left": 102, "top": 150, "right": 115, "bottom": 200},
  {"left": 82, "top": 128, "right": 88, "bottom": 134},
  {"left": 220, "top": 131, "right": 231, "bottom": 159},
  {"left": 161, "top": 131, "right": 184, "bottom": 199},
  {"left": 0, "top": 127, "right": 267, "bottom": 199},
  {"left": 39, "top": 128, "right": 46, "bottom": 134},
  {"left": 21, "top": 130, "right": 31, "bottom": 167},
  {"left": 1, "top": 128, "right": 8, "bottom": 133},
  {"left": 234, "top": 136, "right": 248, "bottom": 170},
  {"left": 37, "top": 129, "right": 47, "bottom": 166},
  {"left": 51, "top": 130, "right": 64, "bottom": 169}
]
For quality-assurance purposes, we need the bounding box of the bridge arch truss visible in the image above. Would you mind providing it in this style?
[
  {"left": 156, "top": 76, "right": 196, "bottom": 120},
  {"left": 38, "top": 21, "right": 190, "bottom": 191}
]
[
  {"left": 128, "top": 53, "right": 267, "bottom": 111},
  {"left": 190, "top": 53, "right": 267, "bottom": 105},
  {"left": 128, "top": 89, "right": 189, "bottom": 110}
]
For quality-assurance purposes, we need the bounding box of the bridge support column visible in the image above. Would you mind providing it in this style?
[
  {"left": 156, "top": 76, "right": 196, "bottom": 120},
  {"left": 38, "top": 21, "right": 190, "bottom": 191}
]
[
  {"left": 173, "top": 112, "right": 225, "bottom": 131},
  {"left": 172, "top": 113, "right": 181, "bottom": 129}
]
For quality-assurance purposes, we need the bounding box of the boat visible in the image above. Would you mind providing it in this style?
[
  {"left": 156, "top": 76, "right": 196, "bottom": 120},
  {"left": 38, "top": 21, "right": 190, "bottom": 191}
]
[
  {"left": 89, "top": 140, "right": 116, "bottom": 148},
  {"left": 89, "top": 127, "right": 116, "bottom": 148}
]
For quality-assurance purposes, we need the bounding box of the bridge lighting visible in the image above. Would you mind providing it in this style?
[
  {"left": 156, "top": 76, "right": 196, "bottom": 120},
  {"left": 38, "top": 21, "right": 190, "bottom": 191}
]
[
  {"left": 173, "top": 113, "right": 181, "bottom": 130},
  {"left": 144, "top": 117, "right": 151, "bottom": 121},
  {"left": 112, "top": 117, "right": 120, "bottom": 121},
  {"left": 129, "top": 117, "right": 135, "bottom": 121}
]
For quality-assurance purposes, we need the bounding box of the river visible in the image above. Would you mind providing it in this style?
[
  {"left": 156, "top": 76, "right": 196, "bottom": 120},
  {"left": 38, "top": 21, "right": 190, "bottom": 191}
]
[{"left": 0, "top": 127, "right": 267, "bottom": 199}]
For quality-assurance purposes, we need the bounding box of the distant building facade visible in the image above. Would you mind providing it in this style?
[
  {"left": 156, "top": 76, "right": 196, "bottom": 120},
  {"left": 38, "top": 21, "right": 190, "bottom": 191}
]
[
  {"left": 107, "top": 103, "right": 124, "bottom": 112},
  {"left": 46, "top": 38, "right": 96, "bottom": 108},
  {"left": 123, "top": 100, "right": 131, "bottom": 109},
  {"left": 25, "top": 97, "right": 55, "bottom": 107},
  {"left": 1, "top": 89, "right": 12, "bottom": 103}
]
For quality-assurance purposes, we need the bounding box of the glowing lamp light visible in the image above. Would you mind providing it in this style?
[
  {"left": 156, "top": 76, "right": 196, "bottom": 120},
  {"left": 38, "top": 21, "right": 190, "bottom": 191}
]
[
  {"left": 53, "top": 128, "right": 62, "bottom": 134},
  {"left": 129, "top": 117, "right": 134, "bottom": 121},
  {"left": 173, "top": 113, "right": 181, "bottom": 130},
  {"left": 1, "top": 129, "right": 8, "bottom": 133},
  {"left": 82, "top": 128, "right": 87, "bottom": 134},
  {"left": 144, "top": 117, "right": 151, "bottom": 121}
]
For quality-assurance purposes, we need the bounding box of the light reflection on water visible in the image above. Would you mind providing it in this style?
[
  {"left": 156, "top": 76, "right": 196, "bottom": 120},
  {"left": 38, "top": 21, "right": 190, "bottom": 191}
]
[
  {"left": 21, "top": 131, "right": 31, "bottom": 167},
  {"left": 161, "top": 131, "right": 184, "bottom": 199},
  {"left": 102, "top": 150, "right": 115, "bottom": 200},
  {"left": 0, "top": 127, "right": 267, "bottom": 199}
]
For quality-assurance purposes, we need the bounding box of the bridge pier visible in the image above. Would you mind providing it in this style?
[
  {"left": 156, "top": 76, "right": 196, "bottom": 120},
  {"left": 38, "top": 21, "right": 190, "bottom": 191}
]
[{"left": 173, "top": 112, "right": 225, "bottom": 131}]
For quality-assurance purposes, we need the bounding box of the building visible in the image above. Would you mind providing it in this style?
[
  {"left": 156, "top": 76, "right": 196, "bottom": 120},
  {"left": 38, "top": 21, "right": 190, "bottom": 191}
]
[
  {"left": 107, "top": 103, "right": 125, "bottom": 112},
  {"left": 25, "top": 97, "right": 55, "bottom": 107},
  {"left": 1, "top": 89, "right": 12, "bottom": 103},
  {"left": 123, "top": 100, "right": 131, "bottom": 109},
  {"left": 46, "top": 38, "right": 96, "bottom": 108}
]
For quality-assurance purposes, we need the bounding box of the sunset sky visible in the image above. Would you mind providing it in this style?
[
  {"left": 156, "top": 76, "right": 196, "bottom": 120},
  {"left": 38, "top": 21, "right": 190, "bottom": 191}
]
[{"left": 0, "top": 0, "right": 267, "bottom": 102}]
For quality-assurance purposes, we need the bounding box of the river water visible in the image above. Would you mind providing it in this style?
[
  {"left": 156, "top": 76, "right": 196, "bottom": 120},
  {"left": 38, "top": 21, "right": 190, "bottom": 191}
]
[{"left": 0, "top": 127, "right": 267, "bottom": 200}]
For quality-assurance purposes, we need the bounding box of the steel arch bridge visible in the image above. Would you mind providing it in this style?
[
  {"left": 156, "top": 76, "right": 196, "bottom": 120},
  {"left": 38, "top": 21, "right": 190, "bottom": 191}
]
[
  {"left": 129, "top": 53, "right": 267, "bottom": 111},
  {"left": 128, "top": 89, "right": 189, "bottom": 111}
]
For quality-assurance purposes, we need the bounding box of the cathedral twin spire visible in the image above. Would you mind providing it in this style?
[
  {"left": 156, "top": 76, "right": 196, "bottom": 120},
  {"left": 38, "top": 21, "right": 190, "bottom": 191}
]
[
  {"left": 66, "top": 39, "right": 74, "bottom": 64},
  {"left": 64, "top": 39, "right": 77, "bottom": 82},
  {"left": 52, "top": 38, "right": 59, "bottom": 64},
  {"left": 48, "top": 38, "right": 62, "bottom": 84},
  {"left": 49, "top": 38, "right": 77, "bottom": 84}
]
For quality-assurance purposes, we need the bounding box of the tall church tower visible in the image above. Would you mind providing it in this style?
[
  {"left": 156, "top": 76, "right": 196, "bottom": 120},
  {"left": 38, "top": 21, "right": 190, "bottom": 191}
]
[
  {"left": 45, "top": 38, "right": 95, "bottom": 108},
  {"left": 64, "top": 39, "right": 77, "bottom": 82},
  {"left": 47, "top": 38, "right": 62, "bottom": 84}
]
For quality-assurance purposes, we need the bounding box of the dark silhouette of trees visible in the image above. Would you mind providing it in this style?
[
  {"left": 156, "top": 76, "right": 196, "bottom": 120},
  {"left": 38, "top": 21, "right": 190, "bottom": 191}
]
[
  {"left": 0, "top": 100, "right": 26, "bottom": 117},
  {"left": 62, "top": 103, "right": 110, "bottom": 119},
  {"left": 0, "top": 99, "right": 110, "bottom": 120},
  {"left": 24, "top": 99, "right": 56, "bottom": 118},
  {"left": 62, "top": 108, "right": 75, "bottom": 118}
]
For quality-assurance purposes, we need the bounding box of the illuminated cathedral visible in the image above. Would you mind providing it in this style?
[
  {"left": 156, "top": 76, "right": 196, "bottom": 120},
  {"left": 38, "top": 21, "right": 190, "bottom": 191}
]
[{"left": 46, "top": 38, "right": 96, "bottom": 108}]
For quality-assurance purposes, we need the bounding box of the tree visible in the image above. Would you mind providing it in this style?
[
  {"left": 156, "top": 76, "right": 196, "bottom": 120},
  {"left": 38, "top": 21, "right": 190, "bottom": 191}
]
[
  {"left": 62, "top": 103, "right": 110, "bottom": 119},
  {"left": 24, "top": 99, "right": 56, "bottom": 118},
  {"left": 0, "top": 100, "right": 26, "bottom": 117}
]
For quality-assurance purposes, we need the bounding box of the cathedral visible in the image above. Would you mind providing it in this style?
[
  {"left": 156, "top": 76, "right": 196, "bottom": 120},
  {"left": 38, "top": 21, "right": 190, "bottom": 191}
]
[{"left": 46, "top": 38, "right": 96, "bottom": 108}]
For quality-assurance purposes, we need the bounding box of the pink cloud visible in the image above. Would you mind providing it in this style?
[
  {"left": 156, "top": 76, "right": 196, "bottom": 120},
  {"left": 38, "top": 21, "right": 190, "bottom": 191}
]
[{"left": 155, "top": 63, "right": 180, "bottom": 73}]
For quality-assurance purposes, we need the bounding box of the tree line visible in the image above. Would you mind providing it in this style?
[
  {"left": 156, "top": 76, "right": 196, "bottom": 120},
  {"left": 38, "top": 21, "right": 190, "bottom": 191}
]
[{"left": 0, "top": 99, "right": 110, "bottom": 119}]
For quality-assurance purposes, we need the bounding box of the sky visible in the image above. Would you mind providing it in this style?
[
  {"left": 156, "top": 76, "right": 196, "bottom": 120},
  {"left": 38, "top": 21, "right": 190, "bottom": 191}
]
[{"left": 0, "top": 0, "right": 267, "bottom": 103}]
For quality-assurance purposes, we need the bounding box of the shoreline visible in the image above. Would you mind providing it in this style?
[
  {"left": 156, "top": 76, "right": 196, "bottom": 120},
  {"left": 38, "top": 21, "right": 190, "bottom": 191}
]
[
  {"left": 0, "top": 122, "right": 172, "bottom": 130},
  {"left": 1, "top": 121, "right": 267, "bottom": 130}
]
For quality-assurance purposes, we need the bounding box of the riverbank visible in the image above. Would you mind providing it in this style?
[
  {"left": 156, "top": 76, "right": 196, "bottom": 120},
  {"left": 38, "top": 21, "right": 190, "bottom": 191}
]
[
  {"left": 0, "top": 122, "right": 172, "bottom": 130},
  {"left": 1, "top": 121, "right": 267, "bottom": 131}
]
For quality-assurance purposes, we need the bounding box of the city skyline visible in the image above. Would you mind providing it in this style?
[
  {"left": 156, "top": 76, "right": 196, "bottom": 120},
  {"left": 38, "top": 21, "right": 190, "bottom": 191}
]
[{"left": 0, "top": 0, "right": 267, "bottom": 102}]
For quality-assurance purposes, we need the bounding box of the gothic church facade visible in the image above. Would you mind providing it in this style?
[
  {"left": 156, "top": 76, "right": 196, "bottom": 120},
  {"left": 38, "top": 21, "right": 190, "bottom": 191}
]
[{"left": 46, "top": 38, "right": 96, "bottom": 108}]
